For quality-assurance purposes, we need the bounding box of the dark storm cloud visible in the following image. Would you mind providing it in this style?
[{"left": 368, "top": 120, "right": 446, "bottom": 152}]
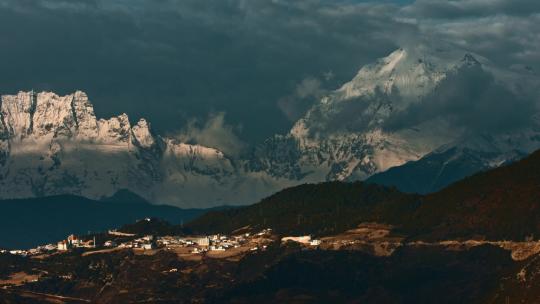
[
  {"left": 0, "top": 0, "right": 539, "bottom": 150},
  {"left": 402, "top": 0, "right": 540, "bottom": 73},
  {"left": 384, "top": 63, "right": 537, "bottom": 134},
  {"left": 404, "top": 0, "right": 540, "bottom": 18},
  {"left": 0, "top": 0, "right": 414, "bottom": 145},
  {"left": 383, "top": 0, "right": 540, "bottom": 135}
]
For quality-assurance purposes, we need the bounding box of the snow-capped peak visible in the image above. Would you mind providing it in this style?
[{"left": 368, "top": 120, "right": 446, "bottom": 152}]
[
  {"left": 132, "top": 118, "right": 156, "bottom": 148},
  {"left": 1, "top": 91, "right": 34, "bottom": 140},
  {"left": 0, "top": 43, "right": 539, "bottom": 208},
  {"left": 97, "top": 113, "right": 131, "bottom": 144},
  {"left": 271, "top": 42, "right": 540, "bottom": 188},
  {"left": 0, "top": 90, "right": 249, "bottom": 208},
  {"left": 461, "top": 53, "right": 481, "bottom": 67}
]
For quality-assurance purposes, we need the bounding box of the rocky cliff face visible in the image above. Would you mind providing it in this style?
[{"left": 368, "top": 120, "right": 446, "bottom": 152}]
[
  {"left": 0, "top": 91, "right": 272, "bottom": 208},
  {"left": 0, "top": 43, "right": 538, "bottom": 207}
]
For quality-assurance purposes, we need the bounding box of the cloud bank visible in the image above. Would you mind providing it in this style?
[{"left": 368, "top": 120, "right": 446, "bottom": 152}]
[
  {"left": 0, "top": 0, "right": 538, "bottom": 151},
  {"left": 384, "top": 64, "right": 537, "bottom": 134}
]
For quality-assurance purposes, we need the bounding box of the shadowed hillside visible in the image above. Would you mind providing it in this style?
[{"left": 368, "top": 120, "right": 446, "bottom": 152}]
[
  {"left": 189, "top": 149, "right": 540, "bottom": 241},
  {"left": 405, "top": 149, "right": 540, "bottom": 240},
  {"left": 187, "top": 182, "right": 420, "bottom": 236}
]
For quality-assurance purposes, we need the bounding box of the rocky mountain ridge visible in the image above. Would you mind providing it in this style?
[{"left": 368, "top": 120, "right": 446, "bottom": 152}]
[
  {"left": 1, "top": 43, "right": 539, "bottom": 207},
  {"left": 0, "top": 91, "right": 261, "bottom": 207}
]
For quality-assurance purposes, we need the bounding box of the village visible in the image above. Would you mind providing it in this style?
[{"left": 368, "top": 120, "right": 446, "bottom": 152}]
[
  {"left": 0, "top": 218, "right": 323, "bottom": 260},
  {"left": 5, "top": 220, "right": 540, "bottom": 264}
]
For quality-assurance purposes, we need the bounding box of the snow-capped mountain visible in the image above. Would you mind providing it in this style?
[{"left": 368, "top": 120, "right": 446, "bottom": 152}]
[
  {"left": 247, "top": 43, "right": 540, "bottom": 186},
  {"left": 0, "top": 91, "right": 278, "bottom": 208},
  {"left": 0, "top": 42, "right": 538, "bottom": 207}
]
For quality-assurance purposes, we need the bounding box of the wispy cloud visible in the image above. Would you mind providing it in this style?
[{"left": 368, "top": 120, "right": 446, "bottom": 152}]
[{"left": 175, "top": 112, "right": 246, "bottom": 157}]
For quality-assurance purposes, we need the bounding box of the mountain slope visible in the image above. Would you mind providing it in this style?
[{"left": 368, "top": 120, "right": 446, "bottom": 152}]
[
  {"left": 187, "top": 182, "right": 419, "bottom": 236},
  {"left": 405, "top": 149, "right": 540, "bottom": 240},
  {"left": 366, "top": 145, "right": 526, "bottom": 194},
  {"left": 189, "top": 148, "right": 540, "bottom": 241}
]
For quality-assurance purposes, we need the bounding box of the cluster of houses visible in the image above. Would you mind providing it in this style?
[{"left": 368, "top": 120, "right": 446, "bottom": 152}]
[
  {"left": 57, "top": 234, "right": 96, "bottom": 251},
  {"left": 159, "top": 233, "right": 251, "bottom": 253},
  {"left": 155, "top": 229, "right": 278, "bottom": 254},
  {"left": 94, "top": 233, "right": 244, "bottom": 254},
  {"left": 2, "top": 225, "right": 322, "bottom": 258},
  {"left": 1, "top": 246, "right": 56, "bottom": 257},
  {"left": 115, "top": 235, "right": 156, "bottom": 250},
  {"left": 2, "top": 234, "right": 96, "bottom": 256},
  {"left": 154, "top": 230, "right": 321, "bottom": 254}
]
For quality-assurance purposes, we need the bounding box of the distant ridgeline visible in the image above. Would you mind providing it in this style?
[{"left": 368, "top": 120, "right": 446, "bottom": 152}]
[
  {"left": 0, "top": 190, "right": 212, "bottom": 249},
  {"left": 365, "top": 146, "right": 526, "bottom": 194}
]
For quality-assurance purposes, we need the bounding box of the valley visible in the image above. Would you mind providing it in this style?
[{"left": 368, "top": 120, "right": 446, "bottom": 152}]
[
  {"left": 2, "top": 219, "right": 539, "bottom": 303},
  {"left": 4, "top": 149, "right": 540, "bottom": 302},
  {"left": 1, "top": 2, "right": 539, "bottom": 303}
]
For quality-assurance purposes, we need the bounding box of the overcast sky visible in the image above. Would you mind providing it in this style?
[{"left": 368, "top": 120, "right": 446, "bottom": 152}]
[{"left": 0, "top": 0, "right": 538, "bottom": 150}]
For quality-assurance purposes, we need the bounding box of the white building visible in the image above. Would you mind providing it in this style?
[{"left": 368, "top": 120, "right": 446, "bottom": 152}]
[
  {"left": 142, "top": 243, "right": 155, "bottom": 250},
  {"left": 195, "top": 237, "right": 210, "bottom": 247},
  {"left": 57, "top": 240, "right": 70, "bottom": 251},
  {"left": 104, "top": 240, "right": 117, "bottom": 247},
  {"left": 68, "top": 234, "right": 80, "bottom": 247},
  {"left": 119, "top": 242, "right": 134, "bottom": 248},
  {"left": 310, "top": 239, "right": 321, "bottom": 246},
  {"left": 210, "top": 245, "right": 226, "bottom": 251},
  {"left": 43, "top": 244, "right": 56, "bottom": 251},
  {"left": 192, "top": 247, "right": 207, "bottom": 254},
  {"left": 281, "top": 236, "right": 312, "bottom": 244}
]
